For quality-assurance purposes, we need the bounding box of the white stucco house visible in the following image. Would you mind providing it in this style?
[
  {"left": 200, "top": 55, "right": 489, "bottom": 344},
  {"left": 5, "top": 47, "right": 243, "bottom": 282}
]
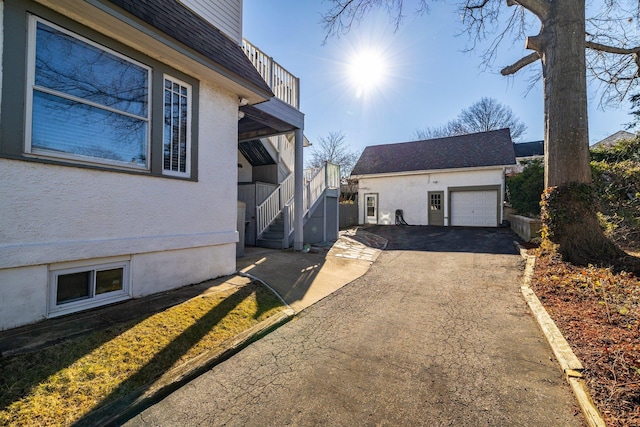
[
  {"left": 351, "top": 129, "right": 516, "bottom": 227},
  {"left": 0, "top": 0, "right": 337, "bottom": 331}
]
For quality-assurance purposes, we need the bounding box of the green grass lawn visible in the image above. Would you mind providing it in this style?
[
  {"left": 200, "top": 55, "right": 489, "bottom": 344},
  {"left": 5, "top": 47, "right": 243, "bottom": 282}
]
[{"left": 0, "top": 282, "right": 285, "bottom": 426}]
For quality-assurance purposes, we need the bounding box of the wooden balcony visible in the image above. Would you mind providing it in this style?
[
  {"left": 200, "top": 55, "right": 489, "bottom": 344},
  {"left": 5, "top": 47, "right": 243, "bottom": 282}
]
[{"left": 242, "top": 39, "right": 300, "bottom": 110}]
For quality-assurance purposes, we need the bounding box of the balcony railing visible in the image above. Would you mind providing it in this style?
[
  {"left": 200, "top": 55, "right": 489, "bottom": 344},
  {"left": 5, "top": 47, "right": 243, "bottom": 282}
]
[{"left": 242, "top": 39, "right": 300, "bottom": 109}]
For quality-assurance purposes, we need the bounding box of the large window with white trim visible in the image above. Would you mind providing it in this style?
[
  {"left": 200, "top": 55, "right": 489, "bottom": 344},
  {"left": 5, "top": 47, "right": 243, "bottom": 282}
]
[
  {"left": 14, "top": 13, "right": 198, "bottom": 179},
  {"left": 27, "top": 17, "right": 151, "bottom": 169}
]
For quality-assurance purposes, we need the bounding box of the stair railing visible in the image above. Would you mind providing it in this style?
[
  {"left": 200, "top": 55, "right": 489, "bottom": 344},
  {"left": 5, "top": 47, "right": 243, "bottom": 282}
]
[
  {"left": 255, "top": 162, "right": 340, "bottom": 243},
  {"left": 279, "top": 173, "right": 295, "bottom": 209},
  {"left": 306, "top": 164, "right": 327, "bottom": 214},
  {"left": 256, "top": 187, "right": 280, "bottom": 238}
]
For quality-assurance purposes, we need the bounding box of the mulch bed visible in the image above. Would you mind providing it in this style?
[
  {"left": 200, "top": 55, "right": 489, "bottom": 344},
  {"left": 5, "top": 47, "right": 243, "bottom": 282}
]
[{"left": 530, "top": 252, "right": 640, "bottom": 427}]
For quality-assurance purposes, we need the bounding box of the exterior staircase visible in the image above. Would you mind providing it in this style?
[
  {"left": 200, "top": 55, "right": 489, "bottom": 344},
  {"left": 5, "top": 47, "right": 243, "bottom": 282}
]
[
  {"left": 255, "top": 162, "right": 340, "bottom": 249},
  {"left": 257, "top": 213, "right": 287, "bottom": 249},
  {"left": 240, "top": 39, "right": 339, "bottom": 249}
]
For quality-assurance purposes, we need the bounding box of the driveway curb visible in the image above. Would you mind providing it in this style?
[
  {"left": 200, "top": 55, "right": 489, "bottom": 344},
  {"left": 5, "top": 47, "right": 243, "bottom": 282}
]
[
  {"left": 83, "top": 307, "right": 295, "bottom": 427},
  {"left": 516, "top": 244, "right": 606, "bottom": 427}
]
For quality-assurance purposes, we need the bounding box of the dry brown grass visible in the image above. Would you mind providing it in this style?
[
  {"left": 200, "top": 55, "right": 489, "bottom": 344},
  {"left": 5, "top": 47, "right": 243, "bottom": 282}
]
[{"left": 0, "top": 282, "right": 285, "bottom": 426}]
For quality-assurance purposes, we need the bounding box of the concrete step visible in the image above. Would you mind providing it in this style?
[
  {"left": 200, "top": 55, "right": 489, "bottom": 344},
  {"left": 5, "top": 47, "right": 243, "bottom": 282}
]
[
  {"left": 256, "top": 237, "right": 285, "bottom": 249},
  {"left": 261, "top": 231, "right": 284, "bottom": 240},
  {"left": 269, "top": 224, "right": 285, "bottom": 232}
]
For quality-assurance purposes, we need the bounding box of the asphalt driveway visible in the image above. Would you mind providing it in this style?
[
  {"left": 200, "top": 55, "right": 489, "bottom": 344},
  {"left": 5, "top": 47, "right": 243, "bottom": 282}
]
[
  {"left": 365, "top": 224, "right": 520, "bottom": 254},
  {"left": 122, "top": 227, "right": 583, "bottom": 426}
]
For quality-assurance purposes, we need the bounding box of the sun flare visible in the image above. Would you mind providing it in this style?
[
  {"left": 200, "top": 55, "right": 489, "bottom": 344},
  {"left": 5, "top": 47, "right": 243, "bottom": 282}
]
[{"left": 347, "top": 48, "right": 388, "bottom": 97}]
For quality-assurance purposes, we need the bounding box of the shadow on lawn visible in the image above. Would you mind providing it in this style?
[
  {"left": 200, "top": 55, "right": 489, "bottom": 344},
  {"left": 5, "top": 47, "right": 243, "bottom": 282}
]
[
  {"left": 0, "top": 313, "right": 156, "bottom": 414},
  {"left": 73, "top": 284, "right": 279, "bottom": 427},
  {"left": 0, "top": 282, "right": 281, "bottom": 427},
  {"left": 0, "top": 280, "right": 223, "bottom": 415}
]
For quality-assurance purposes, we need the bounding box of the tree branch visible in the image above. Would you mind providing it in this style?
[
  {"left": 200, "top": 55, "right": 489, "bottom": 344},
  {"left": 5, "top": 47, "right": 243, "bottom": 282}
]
[
  {"left": 505, "top": 0, "right": 550, "bottom": 20},
  {"left": 501, "top": 51, "right": 541, "bottom": 75},
  {"left": 586, "top": 40, "right": 640, "bottom": 55}
]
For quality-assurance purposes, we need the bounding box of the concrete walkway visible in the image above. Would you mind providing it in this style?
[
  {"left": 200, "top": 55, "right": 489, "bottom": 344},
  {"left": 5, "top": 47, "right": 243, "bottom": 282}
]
[{"left": 236, "top": 229, "right": 385, "bottom": 313}]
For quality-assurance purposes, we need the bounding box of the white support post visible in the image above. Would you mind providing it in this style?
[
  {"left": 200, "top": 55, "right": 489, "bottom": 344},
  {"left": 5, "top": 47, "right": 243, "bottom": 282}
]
[
  {"left": 323, "top": 191, "right": 327, "bottom": 242},
  {"left": 294, "top": 128, "right": 304, "bottom": 250}
]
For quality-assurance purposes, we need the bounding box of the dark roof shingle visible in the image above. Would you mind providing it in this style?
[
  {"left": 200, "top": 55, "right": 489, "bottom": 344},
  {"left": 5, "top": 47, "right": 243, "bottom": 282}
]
[
  {"left": 106, "top": 0, "right": 273, "bottom": 96},
  {"left": 514, "top": 140, "right": 544, "bottom": 157},
  {"left": 351, "top": 128, "right": 515, "bottom": 176}
]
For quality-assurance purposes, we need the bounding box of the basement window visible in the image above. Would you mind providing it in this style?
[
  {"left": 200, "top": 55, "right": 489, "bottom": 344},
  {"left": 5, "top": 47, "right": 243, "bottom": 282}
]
[{"left": 49, "top": 259, "right": 131, "bottom": 317}]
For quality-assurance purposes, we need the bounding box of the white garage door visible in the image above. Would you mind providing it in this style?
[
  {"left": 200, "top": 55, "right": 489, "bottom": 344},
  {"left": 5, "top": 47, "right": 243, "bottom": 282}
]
[{"left": 450, "top": 190, "right": 498, "bottom": 227}]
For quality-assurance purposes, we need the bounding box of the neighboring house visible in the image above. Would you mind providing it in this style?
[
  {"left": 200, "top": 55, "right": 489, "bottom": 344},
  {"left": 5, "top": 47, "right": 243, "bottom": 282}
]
[
  {"left": 351, "top": 129, "right": 516, "bottom": 227},
  {"left": 590, "top": 130, "right": 636, "bottom": 149},
  {"left": 0, "top": 0, "right": 337, "bottom": 331},
  {"left": 508, "top": 140, "right": 544, "bottom": 174}
]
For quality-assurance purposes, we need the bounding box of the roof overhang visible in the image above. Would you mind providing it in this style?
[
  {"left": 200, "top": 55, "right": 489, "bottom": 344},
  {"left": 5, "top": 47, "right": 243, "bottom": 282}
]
[
  {"left": 352, "top": 164, "right": 513, "bottom": 180},
  {"left": 238, "top": 98, "right": 305, "bottom": 142},
  {"left": 34, "top": 0, "right": 273, "bottom": 104}
]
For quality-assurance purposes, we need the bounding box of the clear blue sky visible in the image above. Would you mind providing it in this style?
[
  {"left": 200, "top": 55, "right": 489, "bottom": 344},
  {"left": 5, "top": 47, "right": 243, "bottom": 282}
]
[{"left": 243, "top": 1, "right": 633, "bottom": 158}]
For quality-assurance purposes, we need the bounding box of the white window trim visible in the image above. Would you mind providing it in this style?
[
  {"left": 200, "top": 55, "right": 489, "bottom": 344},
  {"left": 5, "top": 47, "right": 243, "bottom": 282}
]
[
  {"left": 162, "top": 74, "right": 192, "bottom": 178},
  {"left": 25, "top": 15, "right": 152, "bottom": 171},
  {"left": 48, "top": 258, "right": 132, "bottom": 318}
]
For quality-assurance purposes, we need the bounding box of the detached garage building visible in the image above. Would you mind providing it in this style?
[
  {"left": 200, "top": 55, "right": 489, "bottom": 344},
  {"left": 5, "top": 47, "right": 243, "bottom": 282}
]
[{"left": 351, "top": 128, "right": 516, "bottom": 227}]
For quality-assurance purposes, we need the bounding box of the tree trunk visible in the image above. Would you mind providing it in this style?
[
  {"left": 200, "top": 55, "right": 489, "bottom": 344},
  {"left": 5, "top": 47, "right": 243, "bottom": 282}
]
[
  {"left": 542, "top": 0, "right": 590, "bottom": 187},
  {"left": 539, "top": 0, "right": 632, "bottom": 270}
]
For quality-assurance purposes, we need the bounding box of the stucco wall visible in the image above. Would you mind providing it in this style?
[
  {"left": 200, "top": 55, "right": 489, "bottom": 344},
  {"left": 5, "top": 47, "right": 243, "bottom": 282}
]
[
  {"left": 0, "top": 2, "right": 242, "bottom": 329},
  {"left": 0, "top": 80, "right": 239, "bottom": 330},
  {"left": 0, "top": 81, "right": 238, "bottom": 268},
  {"left": 357, "top": 168, "right": 505, "bottom": 226},
  {"left": 0, "top": 266, "right": 49, "bottom": 330}
]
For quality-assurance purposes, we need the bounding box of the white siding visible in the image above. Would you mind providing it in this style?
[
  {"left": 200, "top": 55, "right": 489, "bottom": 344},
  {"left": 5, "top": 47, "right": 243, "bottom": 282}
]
[
  {"left": 357, "top": 168, "right": 505, "bottom": 226},
  {"left": 178, "top": 0, "right": 242, "bottom": 43},
  {"left": 238, "top": 151, "right": 253, "bottom": 182}
]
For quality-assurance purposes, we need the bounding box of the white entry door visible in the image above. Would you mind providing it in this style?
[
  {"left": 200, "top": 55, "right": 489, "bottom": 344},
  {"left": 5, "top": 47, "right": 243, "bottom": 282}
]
[
  {"left": 450, "top": 190, "right": 498, "bottom": 227},
  {"left": 365, "top": 194, "right": 378, "bottom": 224}
]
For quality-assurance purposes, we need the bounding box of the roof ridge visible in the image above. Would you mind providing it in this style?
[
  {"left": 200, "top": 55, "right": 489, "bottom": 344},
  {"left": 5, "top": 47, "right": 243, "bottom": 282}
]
[{"left": 362, "top": 128, "right": 511, "bottom": 150}]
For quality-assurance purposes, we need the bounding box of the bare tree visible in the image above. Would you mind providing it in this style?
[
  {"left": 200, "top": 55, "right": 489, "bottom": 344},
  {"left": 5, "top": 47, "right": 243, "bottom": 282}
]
[
  {"left": 307, "top": 131, "right": 361, "bottom": 177},
  {"left": 322, "top": 0, "right": 640, "bottom": 270},
  {"left": 415, "top": 97, "right": 527, "bottom": 141},
  {"left": 415, "top": 119, "right": 465, "bottom": 140}
]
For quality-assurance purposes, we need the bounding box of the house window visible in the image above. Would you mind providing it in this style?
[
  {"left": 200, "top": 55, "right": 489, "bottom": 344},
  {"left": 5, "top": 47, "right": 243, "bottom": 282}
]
[
  {"left": 26, "top": 17, "right": 151, "bottom": 169},
  {"left": 49, "top": 260, "right": 131, "bottom": 317},
  {"left": 163, "top": 76, "right": 191, "bottom": 177}
]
